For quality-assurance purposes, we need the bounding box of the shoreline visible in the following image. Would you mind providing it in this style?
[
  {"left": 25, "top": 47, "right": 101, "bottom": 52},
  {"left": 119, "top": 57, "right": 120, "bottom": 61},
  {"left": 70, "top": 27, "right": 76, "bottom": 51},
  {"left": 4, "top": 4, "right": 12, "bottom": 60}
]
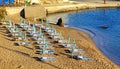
[
  {"left": 58, "top": 26, "right": 120, "bottom": 68},
  {"left": 44, "top": 1, "right": 120, "bottom": 68},
  {"left": 65, "top": 26, "right": 120, "bottom": 68}
]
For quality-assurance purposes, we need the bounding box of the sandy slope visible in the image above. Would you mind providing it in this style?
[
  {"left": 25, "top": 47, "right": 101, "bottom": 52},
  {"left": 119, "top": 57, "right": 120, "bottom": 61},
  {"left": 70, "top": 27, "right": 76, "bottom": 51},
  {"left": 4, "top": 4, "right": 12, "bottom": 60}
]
[{"left": 0, "top": 1, "right": 120, "bottom": 68}]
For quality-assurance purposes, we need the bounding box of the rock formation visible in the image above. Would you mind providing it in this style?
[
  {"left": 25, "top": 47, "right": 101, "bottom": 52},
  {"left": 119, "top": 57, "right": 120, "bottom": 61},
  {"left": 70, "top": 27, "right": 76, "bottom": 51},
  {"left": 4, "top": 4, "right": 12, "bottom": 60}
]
[
  {"left": 57, "top": 18, "right": 64, "bottom": 27},
  {"left": 100, "top": 26, "right": 108, "bottom": 29}
]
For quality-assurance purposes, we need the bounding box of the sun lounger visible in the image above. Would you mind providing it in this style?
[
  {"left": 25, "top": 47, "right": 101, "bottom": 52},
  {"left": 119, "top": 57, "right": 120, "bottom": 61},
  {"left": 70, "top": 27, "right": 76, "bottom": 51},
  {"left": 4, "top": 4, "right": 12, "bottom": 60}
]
[
  {"left": 17, "top": 23, "right": 27, "bottom": 28},
  {"left": 28, "top": 32, "right": 39, "bottom": 37},
  {"left": 40, "top": 50, "right": 54, "bottom": 54},
  {"left": 32, "top": 37, "right": 43, "bottom": 41},
  {"left": 62, "top": 44, "right": 73, "bottom": 48},
  {"left": 16, "top": 37, "right": 24, "bottom": 41},
  {"left": 56, "top": 40, "right": 68, "bottom": 43},
  {"left": 8, "top": 28, "right": 18, "bottom": 33},
  {"left": 16, "top": 42, "right": 30, "bottom": 46},
  {"left": 49, "top": 32, "right": 59, "bottom": 36},
  {"left": 68, "top": 49, "right": 84, "bottom": 53},
  {"left": 23, "top": 27, "right": 33, "bottom": 31},
  {"left": 50, "top": 35, "right": 61, "bottom": 39},
  {"left": 38, "top": 56, "right": 56, "bottom": 61},
  {"left": 0, "top": 22, "right": 8, "bottom": 25},
  {"left": 45, "top": 29, "right": 53, "bottom": 33},
  {"left": 42, "top": 26, "right": 51, "bottom": 30},
  {"left": 39, "top": 45, "right": 53, "bottom": 49},
  {"left": 34, "top": 24, "right": 43, "bottom": 28},
  {"left": 73, "top": 56, "right": 93, "bottom": 60},
  {"left": 36, "top": 41, "right": 51, "bottom": 45},
  {"left": 36, "top": 41, "right": 45, "bottom": 45},
  {"left": 12, "top": 33, "right": 21, "bottom": 37}
]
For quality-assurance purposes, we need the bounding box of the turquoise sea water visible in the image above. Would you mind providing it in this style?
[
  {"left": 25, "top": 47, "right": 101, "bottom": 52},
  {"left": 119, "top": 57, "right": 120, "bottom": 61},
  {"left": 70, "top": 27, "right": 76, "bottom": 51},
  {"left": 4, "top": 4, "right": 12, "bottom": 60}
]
[{"left": 47, "top": 8, "right": 120, "bottom": 65}]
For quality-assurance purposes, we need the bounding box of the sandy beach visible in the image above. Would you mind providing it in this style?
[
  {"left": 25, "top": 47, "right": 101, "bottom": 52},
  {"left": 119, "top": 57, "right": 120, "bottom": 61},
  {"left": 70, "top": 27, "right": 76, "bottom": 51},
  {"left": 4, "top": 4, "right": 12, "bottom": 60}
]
[{"left": 0, "top": 1, "right": 120, "bottom": 69}]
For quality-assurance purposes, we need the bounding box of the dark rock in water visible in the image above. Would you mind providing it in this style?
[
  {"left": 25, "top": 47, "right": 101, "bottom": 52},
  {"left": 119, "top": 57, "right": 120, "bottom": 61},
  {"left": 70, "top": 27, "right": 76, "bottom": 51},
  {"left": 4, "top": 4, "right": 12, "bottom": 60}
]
[
  {"left": 57, "top": 18, "right": 64, "bottom": 27},
  {"left": 100, "top": 26, "right": 108, "bottom": 29}
]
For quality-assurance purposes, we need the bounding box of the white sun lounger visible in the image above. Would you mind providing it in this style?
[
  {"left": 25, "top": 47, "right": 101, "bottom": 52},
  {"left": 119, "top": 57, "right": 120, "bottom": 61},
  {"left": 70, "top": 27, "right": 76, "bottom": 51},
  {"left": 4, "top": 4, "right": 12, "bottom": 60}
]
[
  {"left": 68, "top": 49, "right": 84, "bottom": 53},
  {"left": 56, "top": 40, "right": 68, "bottom": 43},
  {"left": 32, "top": 37, "right": 43, "bottom": 41},
  {"left": 16, "top": 42, "right": 30, "bottom": 46},
  {"left": 12, "top": 33, "right": 21, "bottom": 37},
  {"left": 36, "top": 41, "right": 51, "bottom": 45},
  {"left": 62, "top": 44, "right": 73, "bottom": 48},
  {"left": 23, "top": 27, "right": 33, "bottom": 31},
  {"left": 73, "top": 56, "right": 93, "bottom": 60},
  {"left": 44, "top": 29, "right": 53, "bottom": 33},
  {"left": 38, "top": 56, "right": 56, "bottom": 61},
  {"left": 34, "top": 24, "right": 43, "bottom": 28},
  {"left": 36, "top": 41, "right": 45, "bottom": 45},
  {"left": 49, "top": 32, "right": 59, "bottom": 36},
  {"left": 0, "top": 22, "right": 8, "bottom": 25},
  {"left": 17, "top": 23, "right": 27, "bottom": 28},
  {"left": 50, "top": 35, "right": 61, "bottom": 39},
  {"left": 40, "top": 50, "right": 54, "bottom": 54},
  {"left": 39, "top": 45, "right": 53, "bottom": 49},
  {"left": 8, "top": 28, "right": 18, "bottom": 33},
  {"left": 16, "top": 37, "right": 24, "bottom": 41},
  {"left": 28, "top": 33, "right": 39, "bottom": 37},
  {"left": 43, "top": 27, "right": 51, "bottom": 30}
]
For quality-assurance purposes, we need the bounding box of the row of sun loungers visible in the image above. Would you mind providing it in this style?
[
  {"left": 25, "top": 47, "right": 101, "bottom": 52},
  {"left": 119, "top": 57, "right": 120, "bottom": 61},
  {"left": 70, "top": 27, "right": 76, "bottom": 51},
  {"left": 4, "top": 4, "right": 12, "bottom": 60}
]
[{"left": 1, "top": 17, "right": 93, "bottom": 61}]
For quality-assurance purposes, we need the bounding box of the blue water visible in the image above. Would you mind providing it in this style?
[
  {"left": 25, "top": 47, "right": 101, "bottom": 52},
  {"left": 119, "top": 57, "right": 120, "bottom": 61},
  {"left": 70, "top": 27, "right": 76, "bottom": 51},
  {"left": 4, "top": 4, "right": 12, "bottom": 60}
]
[
  {"left": 47, "top": 8, "right": 120, "bottom": 65},
  {"left": 0, "top": 0, "right": 14, "bottom": 5}
]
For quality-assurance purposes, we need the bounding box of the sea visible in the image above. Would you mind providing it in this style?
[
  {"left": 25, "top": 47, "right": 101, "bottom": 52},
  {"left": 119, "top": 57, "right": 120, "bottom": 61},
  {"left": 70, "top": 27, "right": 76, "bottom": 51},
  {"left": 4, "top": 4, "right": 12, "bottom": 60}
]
[{"left": 47, "top": 8, "right": 120, "bottom": 65}]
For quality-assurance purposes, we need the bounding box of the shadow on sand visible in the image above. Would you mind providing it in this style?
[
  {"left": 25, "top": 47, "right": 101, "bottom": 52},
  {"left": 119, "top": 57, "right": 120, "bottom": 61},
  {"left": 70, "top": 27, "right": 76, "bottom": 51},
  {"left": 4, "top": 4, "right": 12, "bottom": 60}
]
[
  {"left": 33, "top": 57, "right": 61, "bottom": 69},
  {"left": 0, "top": 45, "right": 30, "bottom": 57}
]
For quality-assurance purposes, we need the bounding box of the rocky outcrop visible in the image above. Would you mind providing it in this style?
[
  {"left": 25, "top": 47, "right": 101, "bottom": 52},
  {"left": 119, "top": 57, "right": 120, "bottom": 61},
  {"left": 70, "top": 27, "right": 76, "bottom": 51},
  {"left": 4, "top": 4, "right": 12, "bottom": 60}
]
[
  {"left": 100, "top": 26, "right": 108, "bottom": 29},
  {"left": 57, "top": 18, "right": 64, "bottom": 27}
]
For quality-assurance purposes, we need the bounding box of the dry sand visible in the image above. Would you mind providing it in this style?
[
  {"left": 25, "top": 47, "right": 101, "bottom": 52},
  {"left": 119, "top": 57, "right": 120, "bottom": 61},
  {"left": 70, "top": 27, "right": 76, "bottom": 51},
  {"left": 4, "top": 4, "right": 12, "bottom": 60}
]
[
  {"left": 0, "top": 1, "right": 120, "bottom": 69},
  {"left": 0, "top": 13, "right": 119, "bottom": 69}
]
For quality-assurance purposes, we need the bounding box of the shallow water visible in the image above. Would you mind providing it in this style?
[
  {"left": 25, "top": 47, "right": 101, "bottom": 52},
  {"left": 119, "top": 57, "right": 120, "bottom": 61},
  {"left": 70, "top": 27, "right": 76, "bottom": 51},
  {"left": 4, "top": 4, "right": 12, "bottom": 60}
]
[{"left": 47, "top": 8, "right": 120, "bottom": 65}]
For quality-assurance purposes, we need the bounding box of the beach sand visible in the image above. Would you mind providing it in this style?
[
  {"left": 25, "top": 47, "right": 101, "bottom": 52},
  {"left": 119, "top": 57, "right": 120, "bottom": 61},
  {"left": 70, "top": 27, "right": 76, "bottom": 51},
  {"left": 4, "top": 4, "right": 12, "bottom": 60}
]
[
  {"left": 0, "top": 13, "right": 119, "bottom": 69},
  {"left": 0, "top": 1, "right": 120, "bottom": 69}
]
